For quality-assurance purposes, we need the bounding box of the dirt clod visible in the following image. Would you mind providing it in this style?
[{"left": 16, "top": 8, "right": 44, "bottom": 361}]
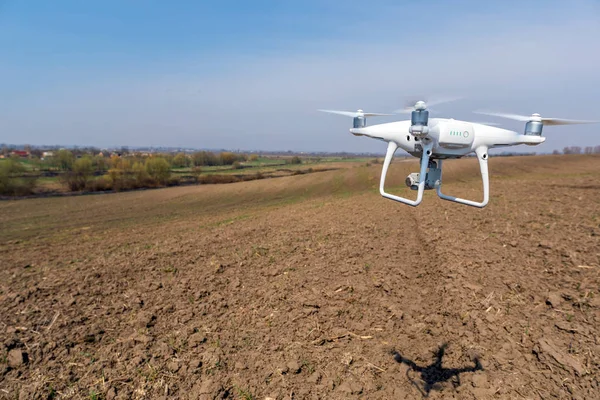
[
  {"left": 533, "top": 338, "right": 586, "bottom": 376},
  {"left": 546, "top": 293, "right": 563, "bottom": 308},
  {"left": 167, "top": 360, "right": 180, "bottom": 372},
  {"left": 287, "top": 361, "right": 301, "bottom": 374},
  {"left": 188, "top": 332, "right": 207, "bottom": 347},
  {"left": 7, "top": 349, "right": 27, "bottom": 368},
  {"left": 307, "top": 372, "right": 321, "bottom": 384},
  {"left": 337, "top": 380, "right": 363, "bottom": 395},
  {"left": 136, "top": 311, "right": 156, "bottom": 328},
  {"left": 471, "top": 373, "right": 489, "bottom": 388}
]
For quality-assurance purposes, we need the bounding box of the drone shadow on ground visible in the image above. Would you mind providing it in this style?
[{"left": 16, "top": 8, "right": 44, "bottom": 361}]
[{"left": 391, "top": 343, "right": 483, "bottom": 397}]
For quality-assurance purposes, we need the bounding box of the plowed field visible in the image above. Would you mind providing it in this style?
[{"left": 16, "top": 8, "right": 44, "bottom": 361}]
[{"left": 1, "top": 155, "right": 599, "bottom": 399}]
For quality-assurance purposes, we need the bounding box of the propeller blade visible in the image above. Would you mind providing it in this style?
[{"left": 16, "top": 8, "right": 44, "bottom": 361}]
[
  {"left": 318, "top": 109, "right": 361, "bottom": 117},
  {"left": 475, "top": 110, "right": 599, "bottom": 126},
  {"left": 426, "top": 96, "right": 464, "bottom": 108},
  {"left": 318, "top": 110, "right": 392, "bottom": 118},
  {"left": 541, "top": 118, "right": 599, "bottom": 126},
  {"left": 363, "top": 112, "right": 393, "bottom": 117},
  {"left": 473, "top": 111, "right": 531, "bottom": 122},
  {"left": 472, "top": 121, "right": 502, "bottom": 126},
  {"left": 396, "top": 96, "right": 463, "bottom": 113}
]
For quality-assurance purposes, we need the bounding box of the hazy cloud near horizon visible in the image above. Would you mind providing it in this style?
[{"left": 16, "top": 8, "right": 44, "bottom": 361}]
[{"left": 1, "top": 1, "right": 599, "bottom": 154}]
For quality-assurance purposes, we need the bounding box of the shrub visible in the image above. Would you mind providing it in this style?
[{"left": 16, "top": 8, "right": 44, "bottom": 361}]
[
  {"left": 86, "top": 177, "right": 112, "bottom": 192},
  {"left": 288, "top": 156, "right": 302, "bottom": 165},
  {"left": 95, "top": 156, "right": 108, "bottom": 171},
  {"left": 192, "top": 151, "right": 221, "bottom": 166},
  {"left": 166, "top": 176, "right": 181, "bottom": 186},
  {"left": 232, "top": 161, "right": 242, "bottom": 169},
  {"left": 61, "top": 156, "right": 94, "bottom": 191},
  {"left": 55, "top": 149, "right": 75, "bottom": 171},
  {"left": 0, "top": 158, "right": 37, "bottom": 196},
  {"left": 132, "top": 161, "right": 149, "bottom": 187},
  {"left": 191, "top": 166, "right": 202, "bottom": 182},
  {"left": 172, "top": 152, "right": 189, "bottom": 168},
  {"left": 220, "top": 152, "right": 237, "bottom": 165},
  {"left": 107, "top": 158, "right": 134, "bottom": 191},
  {"left": 145, "top": 157, "right": 171, "bottom": 185},
  {"left": 249, "top": 154, "right": 259, "bottom": 162}
]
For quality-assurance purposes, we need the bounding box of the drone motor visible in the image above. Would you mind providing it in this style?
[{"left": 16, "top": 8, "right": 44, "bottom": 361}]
[
  {"left": 353, "top": 115, "right": 366, "bottom": 128},
  {"left": 409, "top": 101, "right": 430, "bottom": 137},
  {"left": 525, "top": 115, "right": 543, "bottom": 136}
]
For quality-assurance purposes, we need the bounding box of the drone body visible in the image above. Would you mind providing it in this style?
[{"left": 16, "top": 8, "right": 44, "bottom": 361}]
[{"left": 320, "top": 102, "right": 596, "bottom": 208}]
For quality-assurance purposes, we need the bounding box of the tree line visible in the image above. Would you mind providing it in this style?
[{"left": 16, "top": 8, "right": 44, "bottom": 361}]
[
  {"left": 558, "top": 146, "right": 600, "bottom": 155},
  {"left": 0, "top": 149, "right": 260, "bottom": 196}
]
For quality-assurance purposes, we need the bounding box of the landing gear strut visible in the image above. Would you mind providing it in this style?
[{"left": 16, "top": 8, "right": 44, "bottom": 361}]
[{"left": 379, "top": 142, "right": 489, "bottom": 208}]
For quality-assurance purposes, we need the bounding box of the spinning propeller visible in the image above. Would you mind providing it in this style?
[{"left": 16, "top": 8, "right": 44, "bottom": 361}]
[
  {"left": 318, "top": 109, "right": 392, "bottom": 128},
  {"left": 395, "top": 96, "right": 463, "bottom": 114},
  {"left": 474, "top": 111, "right": 598, "bottom": 126},
  {"left": 318, "top": 109, "right": 391, "bottom": 118}
]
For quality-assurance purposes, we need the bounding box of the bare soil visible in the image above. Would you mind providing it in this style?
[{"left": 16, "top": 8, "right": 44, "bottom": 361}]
[{"left": 1, "top": 155, "right": 599, "bottom": 399}]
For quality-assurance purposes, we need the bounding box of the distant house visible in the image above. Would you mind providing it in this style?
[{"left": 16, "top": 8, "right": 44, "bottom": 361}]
[
  {"left": 42, "top": 151, "right": 54, "bottom": 158},
  {"left": 11, "top": 150, "right": 29, "bottom": 158}
]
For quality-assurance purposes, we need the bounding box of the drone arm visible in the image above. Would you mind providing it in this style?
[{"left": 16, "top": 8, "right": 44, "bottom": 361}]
[
  {"left": 380, "top": 141, "right": 433, "bottom": 207},
  {"left": 436, "top": 146, "right": 489, "bottom": 208}
]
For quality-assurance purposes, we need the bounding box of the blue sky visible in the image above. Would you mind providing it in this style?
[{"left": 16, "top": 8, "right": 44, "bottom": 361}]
[{"left": 1, "top": 0, "right": 599, "bottom": 153}]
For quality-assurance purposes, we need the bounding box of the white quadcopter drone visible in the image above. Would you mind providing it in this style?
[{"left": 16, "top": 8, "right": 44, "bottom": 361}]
[{"left": 319, "top": 99, "right": 597, "bottom": 208}]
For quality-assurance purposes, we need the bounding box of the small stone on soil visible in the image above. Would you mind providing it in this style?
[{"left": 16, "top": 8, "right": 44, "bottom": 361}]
[
  {"left": 277, "top": 364, "right": 289, "bottom": 375},
  {"left": 341, "top": 352, "right": 353, "bottom": 366}
]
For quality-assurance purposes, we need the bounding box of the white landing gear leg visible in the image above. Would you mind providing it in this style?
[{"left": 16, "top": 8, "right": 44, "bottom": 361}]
[
  {"left": 379, "top": 141, "right": 434, "bottom": 207},
  {"left": 436, "top": 146, "right": 489, "bottom": 208}
]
